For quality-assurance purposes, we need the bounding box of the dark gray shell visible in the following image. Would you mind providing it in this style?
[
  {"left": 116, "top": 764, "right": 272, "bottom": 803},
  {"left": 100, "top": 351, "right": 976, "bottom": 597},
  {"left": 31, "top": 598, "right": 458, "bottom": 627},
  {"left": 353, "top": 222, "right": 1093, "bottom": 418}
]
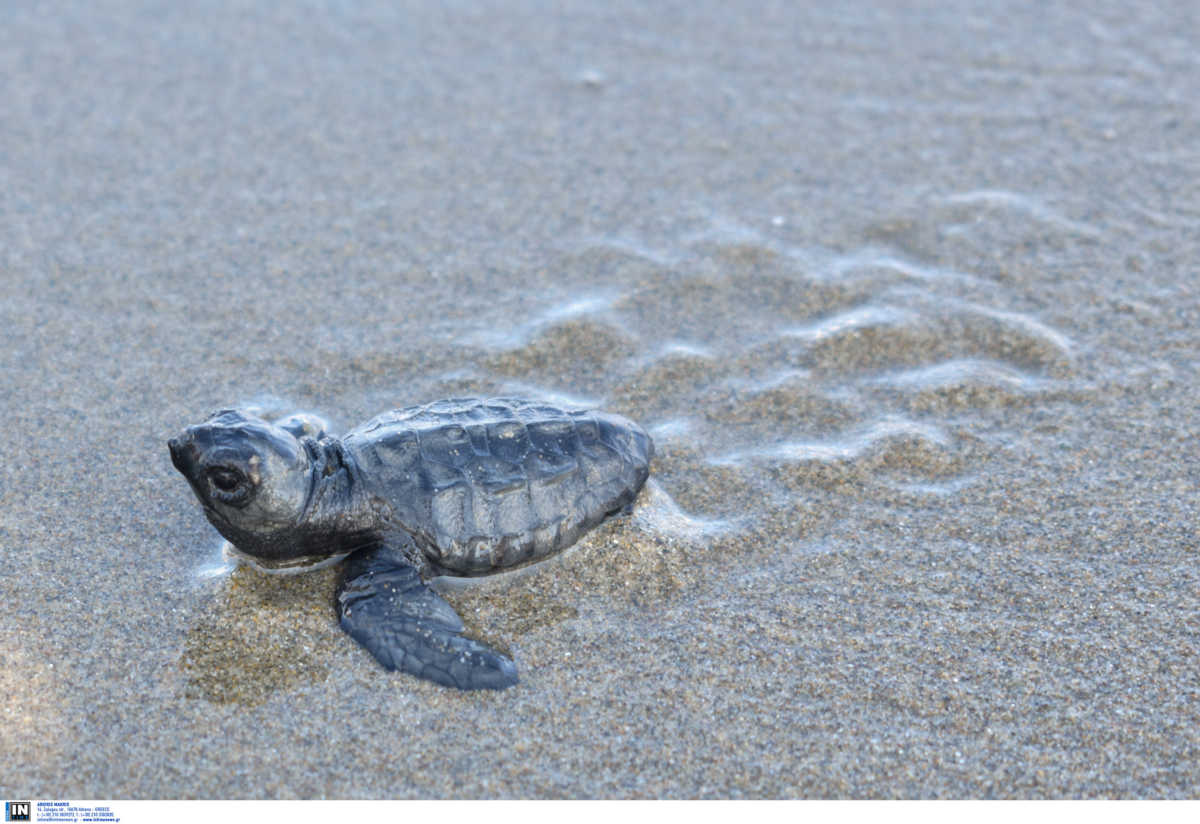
[{"left": 341, "top": 397, "right": 654, "bottom": 575}]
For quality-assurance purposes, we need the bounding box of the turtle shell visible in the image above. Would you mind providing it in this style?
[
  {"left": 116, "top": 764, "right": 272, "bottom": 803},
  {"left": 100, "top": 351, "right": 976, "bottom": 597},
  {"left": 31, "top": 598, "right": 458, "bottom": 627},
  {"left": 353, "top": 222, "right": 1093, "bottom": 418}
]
[{"left": 341, "top": 398, "right": 654, "bottom": 574}]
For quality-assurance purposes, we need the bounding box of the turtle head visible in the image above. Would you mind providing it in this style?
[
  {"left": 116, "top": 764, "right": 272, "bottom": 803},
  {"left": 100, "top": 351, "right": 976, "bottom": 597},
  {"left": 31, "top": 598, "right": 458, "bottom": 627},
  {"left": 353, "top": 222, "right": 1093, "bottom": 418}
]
[{"left": 168, "top": 409, "right": 314, "bottom": 548}]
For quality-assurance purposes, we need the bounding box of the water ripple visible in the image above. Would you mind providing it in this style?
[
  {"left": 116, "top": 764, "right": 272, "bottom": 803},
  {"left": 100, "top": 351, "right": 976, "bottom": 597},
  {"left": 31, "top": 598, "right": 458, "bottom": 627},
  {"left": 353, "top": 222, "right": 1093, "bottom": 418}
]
[{"left": 632, "top": 479, "right": 735, "bottom": 545}]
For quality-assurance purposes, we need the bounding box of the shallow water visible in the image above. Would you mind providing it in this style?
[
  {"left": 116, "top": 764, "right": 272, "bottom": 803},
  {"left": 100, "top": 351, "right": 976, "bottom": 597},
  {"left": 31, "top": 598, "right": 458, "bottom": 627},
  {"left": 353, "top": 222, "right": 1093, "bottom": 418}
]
[{"left": 3, "top": 0, "right": 1199, "bottom": 798}]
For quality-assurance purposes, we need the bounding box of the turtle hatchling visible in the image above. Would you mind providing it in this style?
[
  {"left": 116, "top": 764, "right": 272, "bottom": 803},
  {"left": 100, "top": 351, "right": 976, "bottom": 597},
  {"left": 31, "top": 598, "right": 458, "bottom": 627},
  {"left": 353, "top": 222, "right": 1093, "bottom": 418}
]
[{"left": 168, "top": 397, "right": 654, "bottom": 690}]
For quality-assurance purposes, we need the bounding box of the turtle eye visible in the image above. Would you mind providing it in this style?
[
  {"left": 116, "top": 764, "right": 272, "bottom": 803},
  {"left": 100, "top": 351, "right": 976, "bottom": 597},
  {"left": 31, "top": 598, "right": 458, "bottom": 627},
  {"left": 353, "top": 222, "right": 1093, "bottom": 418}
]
[
  {"left": 210, "top": 468, "right": 240, "bottom": 491},
  {"left": 207, "top": 466, "right": 253, "bottom": 505}
]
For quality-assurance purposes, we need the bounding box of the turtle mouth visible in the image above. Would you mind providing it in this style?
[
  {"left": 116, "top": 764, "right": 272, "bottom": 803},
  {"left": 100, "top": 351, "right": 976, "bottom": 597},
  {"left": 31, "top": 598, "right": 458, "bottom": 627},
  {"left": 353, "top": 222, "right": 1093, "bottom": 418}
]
[{"left": 168, "top": 437, "right": 190, "bottom": 473}]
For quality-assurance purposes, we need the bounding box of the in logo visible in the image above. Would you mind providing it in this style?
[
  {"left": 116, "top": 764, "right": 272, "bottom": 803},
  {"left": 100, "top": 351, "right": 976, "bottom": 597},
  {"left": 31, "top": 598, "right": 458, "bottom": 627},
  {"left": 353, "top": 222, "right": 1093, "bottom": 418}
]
[{"left": 4, "top": 802, "right": 30, "bottom": 822}]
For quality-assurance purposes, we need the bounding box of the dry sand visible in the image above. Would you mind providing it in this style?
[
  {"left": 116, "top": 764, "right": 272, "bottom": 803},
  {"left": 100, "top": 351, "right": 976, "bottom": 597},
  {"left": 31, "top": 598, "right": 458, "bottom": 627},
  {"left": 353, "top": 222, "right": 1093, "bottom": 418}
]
[{"left": 2, "top": 0, "right": 1198, "bottom": 798}]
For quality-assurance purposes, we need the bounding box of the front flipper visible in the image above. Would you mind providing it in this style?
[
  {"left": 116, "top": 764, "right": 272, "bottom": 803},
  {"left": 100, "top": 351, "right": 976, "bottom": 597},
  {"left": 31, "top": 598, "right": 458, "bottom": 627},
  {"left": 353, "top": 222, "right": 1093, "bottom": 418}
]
[{"left": 336, "top": 542, "right": 518, "bottom": 690}]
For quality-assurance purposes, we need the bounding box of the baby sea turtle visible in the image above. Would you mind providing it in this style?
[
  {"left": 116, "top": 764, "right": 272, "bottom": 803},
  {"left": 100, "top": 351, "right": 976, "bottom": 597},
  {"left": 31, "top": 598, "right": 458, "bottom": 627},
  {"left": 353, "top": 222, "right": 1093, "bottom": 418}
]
[{"left": 168, "top": 397, "right": 654, "bottom": 690}]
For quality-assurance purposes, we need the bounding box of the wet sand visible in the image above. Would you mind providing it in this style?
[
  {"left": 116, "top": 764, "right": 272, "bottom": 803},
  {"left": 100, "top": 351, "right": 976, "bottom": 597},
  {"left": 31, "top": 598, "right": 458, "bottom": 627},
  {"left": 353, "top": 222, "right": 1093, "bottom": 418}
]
[{"left": 2, "top": 0, "right": 1199, "bottom": 798}]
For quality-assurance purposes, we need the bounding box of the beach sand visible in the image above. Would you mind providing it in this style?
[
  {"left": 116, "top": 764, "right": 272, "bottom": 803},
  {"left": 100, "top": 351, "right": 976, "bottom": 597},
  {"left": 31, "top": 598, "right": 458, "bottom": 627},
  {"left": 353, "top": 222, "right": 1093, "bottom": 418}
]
[{"left": 1, "top": 0, "right": 1198, "bottom": 798}]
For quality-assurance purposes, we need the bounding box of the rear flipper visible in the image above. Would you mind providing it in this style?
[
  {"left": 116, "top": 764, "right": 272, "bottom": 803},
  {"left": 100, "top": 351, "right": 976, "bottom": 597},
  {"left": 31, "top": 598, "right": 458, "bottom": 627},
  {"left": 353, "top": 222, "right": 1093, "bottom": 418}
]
[{"left": 336, "top": 541, "right": 518, "bottom": 690}]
